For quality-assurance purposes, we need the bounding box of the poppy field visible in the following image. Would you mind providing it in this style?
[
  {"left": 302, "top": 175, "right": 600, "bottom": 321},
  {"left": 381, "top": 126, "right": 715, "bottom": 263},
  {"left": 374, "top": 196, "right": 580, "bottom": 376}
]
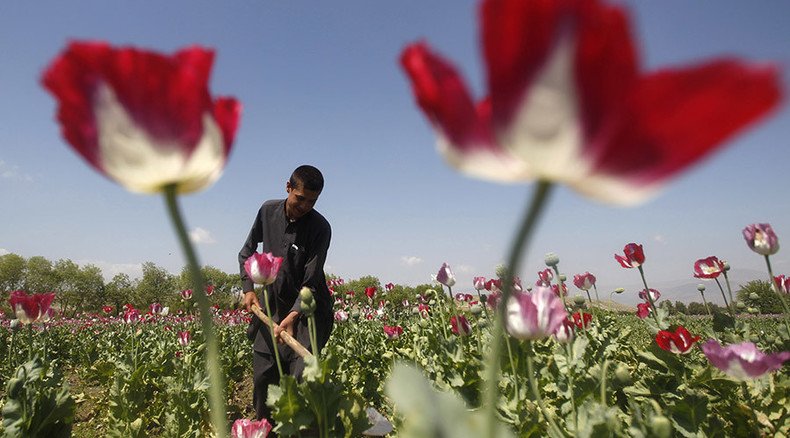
[{"left": 2, "top": 235, "right": 790, "bottom": 437}]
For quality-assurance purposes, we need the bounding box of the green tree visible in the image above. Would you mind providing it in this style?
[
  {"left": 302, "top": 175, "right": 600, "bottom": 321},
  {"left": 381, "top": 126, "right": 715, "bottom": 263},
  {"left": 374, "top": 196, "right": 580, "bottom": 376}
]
[
  {"left": 736, "top": 280, "right": 782, "bottom": 314},
  {"left": 135, "top": 261, "right": 176, "bottom": 308},
  {"left": 177, "top": 265, "right": 241, "bottom": 309},
  {"left": 76, "top": 264, "right": 105, "bottom": 313},
  {"left": 24, "top": 256, "right": 57, "bottom": 294},
  {"left": 674, "top": 301, "right": 688, "bottom": 315},
  {"left": 105, "top": 273, "right": 136, "bottom": 314},
  {"left": 53, "top": 259, "right": 81, "bottom": 316},
  {"left": 0, "top": 253, "right": 27, "bottom": 315},
  {"left": 686, "top": 302, "right": 707, "bottom": 315},
  {"left": 0, "top": 253, "right": 26, "bottom": 292}
]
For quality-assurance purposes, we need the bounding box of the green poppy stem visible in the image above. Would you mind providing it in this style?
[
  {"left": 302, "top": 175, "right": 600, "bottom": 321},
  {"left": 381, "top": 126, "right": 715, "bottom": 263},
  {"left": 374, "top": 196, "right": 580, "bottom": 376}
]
[
  {"left": 263, "top": 288, "right": 284, "bottom": 377},
  {"left": 722, "top": 270, "right": 736, "bottom": 309},
  {"left": 163, "top": 184, "right": 227, "bottom": 438},
  {"left": 483, "top": 180, "right": 554, "bottom": 438},
  {"left": 637, "top": 266, "right": 661, "bottom": 328},
  {"left": 504, "top": 336, "right": 520, "bottom": 411},
  {"left": 714, "top": 277, "right": 734, "bottom": 317},
  {"left": 764, "top": 255, "right": 790, "bottom": 332},
  {"left": 527, "top": 340, "right": 564, "bottom": 437}
]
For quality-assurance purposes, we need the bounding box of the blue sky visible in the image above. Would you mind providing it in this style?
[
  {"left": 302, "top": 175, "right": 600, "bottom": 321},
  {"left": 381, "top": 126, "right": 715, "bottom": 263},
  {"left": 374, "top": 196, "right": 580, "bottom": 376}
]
[{"left": 1, "top": 0, "right": 789, "bottom": 304}]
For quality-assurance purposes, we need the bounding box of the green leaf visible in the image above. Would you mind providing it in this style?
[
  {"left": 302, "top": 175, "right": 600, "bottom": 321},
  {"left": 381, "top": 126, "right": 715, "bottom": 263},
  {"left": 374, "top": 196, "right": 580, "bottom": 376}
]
[
  {"left": 670, "top": 392, "right": 708, "bottom": 438},
  {"left": 385, "top": 361, "right": 515, "bottom": 438}
]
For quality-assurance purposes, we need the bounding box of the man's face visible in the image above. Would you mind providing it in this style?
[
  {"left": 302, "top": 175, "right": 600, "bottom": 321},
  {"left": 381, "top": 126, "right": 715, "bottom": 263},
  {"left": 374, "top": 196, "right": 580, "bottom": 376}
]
[{"left": 285, "top": 180, "right": 320, "bottom": 221}]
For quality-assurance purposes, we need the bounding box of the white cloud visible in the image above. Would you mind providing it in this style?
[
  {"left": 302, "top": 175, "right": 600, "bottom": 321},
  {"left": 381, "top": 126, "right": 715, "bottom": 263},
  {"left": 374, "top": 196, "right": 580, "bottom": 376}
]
[
  {"left": 653, "top": 234, "right": 666, "bottom": 244},
  {"left": 189, "top": 227, "right": 216, "bottom": 244},
  {"left": 0, "top": 160, "right": 32, "bottom": 182},
  {"left": 0, "top": 248, "right": 9, "bottom": 256},
  {"left": 401, "top": 256, "right": 423, "bottom": 267},
  {"left": 454, "top": 264, "right": 474, "bottom": 274},
  {"left": 76, "top": 259, "right": 144, "bottom": 281}
]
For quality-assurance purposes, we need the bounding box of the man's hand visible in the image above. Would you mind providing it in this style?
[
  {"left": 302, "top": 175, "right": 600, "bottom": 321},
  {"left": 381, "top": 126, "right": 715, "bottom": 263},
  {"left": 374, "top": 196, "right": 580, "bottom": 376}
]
[
  {"left": 242, "top": 291, "right": 260, "bottom": 312},
  {"left": 275, "top": 311, "right": 300, "bottom": 343}
]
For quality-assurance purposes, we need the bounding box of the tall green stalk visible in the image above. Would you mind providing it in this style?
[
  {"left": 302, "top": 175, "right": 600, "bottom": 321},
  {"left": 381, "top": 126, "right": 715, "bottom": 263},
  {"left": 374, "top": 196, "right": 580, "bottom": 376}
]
[
  {"left": 483, "top": 180, "right": 554, "bottom": 437},
  {"left": 164, "top": 184, "right": 227, "bottom": 438},
  {"left": 764, "top": 255, "right": 790, "bottom": 333}
]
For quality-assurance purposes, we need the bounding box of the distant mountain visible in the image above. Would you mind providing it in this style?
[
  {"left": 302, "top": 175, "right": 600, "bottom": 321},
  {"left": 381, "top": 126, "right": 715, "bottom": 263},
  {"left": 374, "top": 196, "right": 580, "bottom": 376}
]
[{"left": 614, "top": 268, "right": 770, "bottom": 306}]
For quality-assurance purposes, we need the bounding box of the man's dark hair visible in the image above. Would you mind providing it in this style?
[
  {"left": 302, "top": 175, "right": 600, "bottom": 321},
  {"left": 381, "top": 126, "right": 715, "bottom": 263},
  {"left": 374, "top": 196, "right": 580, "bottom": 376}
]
[{"left": 289, "top": 165, "right": 324, "bottom": 192}]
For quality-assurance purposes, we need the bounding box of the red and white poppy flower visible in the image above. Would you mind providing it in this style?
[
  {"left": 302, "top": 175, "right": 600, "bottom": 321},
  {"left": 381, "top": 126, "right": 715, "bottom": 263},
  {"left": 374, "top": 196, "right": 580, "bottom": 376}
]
[
  {"left": 573, "top": 272, "right": 596, "bottom": 290},
  {"left": 693, "top": 256, "right": 725, "bottom": 279},
  {"left": 400, "top": 0, "right": 780, "bottom": 205},
  {"left": 655, "top": 326, "right": 700, "bottom": 355},
  {"left": 615, "top": 243, "right": 645, "bottom": 268},
  {"left": 42, "top": 41, "right": 241, "bottom": 194}
]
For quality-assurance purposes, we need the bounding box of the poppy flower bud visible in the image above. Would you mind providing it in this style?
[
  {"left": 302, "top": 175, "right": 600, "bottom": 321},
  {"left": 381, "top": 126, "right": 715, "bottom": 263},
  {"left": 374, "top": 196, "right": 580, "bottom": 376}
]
[
  {"left": 495, "top": 264, "right": 508, "bottom": 279},
  {"left": 747, "top": 307, "right": 759, "bottom": 314},
  {"left": 573, "top": 295, "right": 586, "bottom": 306},
  {"left": 614, "top": 363, "right": 632, "bottom": 385},
  {"left": 477, "top": 319, "right": 489, "bottom": 329},
  {"left": 470, "top": 304, "right": 483, "bottom": 315},
  {"left": 558, "top": 274, "right": 567, "bottom": 282},
  {"left": 650, "top": 415, "right": 672, "bottom": 438},
  {"left": 697, "top": 284, "right": 706, "bottom": 292},
  {"left": 419, "top": 318, "right": 430, "bottom": 328},
  {"left": 10, "top": 319, "right": 20, "bottom": 332},
  {"left": 544, "top": 253, "right": 559, "bottom": 267},
  {"left": 424, "top": 289, "right": 436, "bottom": 298},
  {"left": 748, "top": 292, "right": 760, "bottom": 300},
  {"left": 613, "top": 288, "right": 625, "bottom": 294},
  {"left": 723, "top": 262, "right": 731, "bottom": 271},
  {"left": 480, "top": 294, "right": 488, "bottom": 304},
  {"left": 736, "top": 301, "right": 746, "bottom": 310},
  {"left": 299, "top": 287, "right": 314, "bottom": 305}
]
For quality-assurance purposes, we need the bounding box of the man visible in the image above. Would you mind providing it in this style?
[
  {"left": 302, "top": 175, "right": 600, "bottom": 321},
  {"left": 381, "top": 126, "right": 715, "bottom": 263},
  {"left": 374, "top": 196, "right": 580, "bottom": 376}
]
[{"left": 238, "top": 165, "right": 333, "bottom": 421}]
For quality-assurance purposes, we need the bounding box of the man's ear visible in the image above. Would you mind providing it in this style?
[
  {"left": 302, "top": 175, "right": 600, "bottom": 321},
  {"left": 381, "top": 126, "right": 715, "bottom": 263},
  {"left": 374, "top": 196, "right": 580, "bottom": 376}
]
[{"left": 286, "top": 180, "right": 292, "bottom": 193}]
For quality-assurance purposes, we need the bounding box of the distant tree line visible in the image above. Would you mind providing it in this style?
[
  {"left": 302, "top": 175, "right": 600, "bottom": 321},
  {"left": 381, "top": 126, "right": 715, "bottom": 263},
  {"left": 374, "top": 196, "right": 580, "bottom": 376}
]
[
  {"left": 653, "top": 280, "right": 781, "bottom": 315},
  {"left": 0, "top": 252, "right": 243, "bottom": 317}
]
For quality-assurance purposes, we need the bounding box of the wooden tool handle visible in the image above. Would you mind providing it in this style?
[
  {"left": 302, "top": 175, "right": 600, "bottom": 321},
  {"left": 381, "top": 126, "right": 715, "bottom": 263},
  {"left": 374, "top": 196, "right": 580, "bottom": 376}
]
[{"left": 250, "top": 304, "right": 313, "bottom": 359}]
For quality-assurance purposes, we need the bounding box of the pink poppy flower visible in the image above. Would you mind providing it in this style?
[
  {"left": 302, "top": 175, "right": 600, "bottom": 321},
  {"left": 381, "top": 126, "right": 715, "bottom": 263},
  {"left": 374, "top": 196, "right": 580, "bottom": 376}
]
[
  {"left": 399, "top": 0, "right": 780, "bottom": 205},
  {"left": 573, "top": 272, "right": 596, "bottom": 291},
  {"left": 180, "top": 289, "right": 193, "bottom": 300},
  {"left": 150, "top": 303, "right": 163, "bottom": 315},
  {"left": 436, "top": 263, "right": 456, "bottom": 287},
  {"left": 636, "top": 302, "right": 651, "bottom": 319},
  {"left": 102, "top": 305, "right": 114, "bottom": 314},
  {"left": 536, "top": 268, "right": 553, "bottom": 286},
  {"left": 638, "top": 288, "right": 661, "bottom": 303},
  {"left": 615, "top": 243, "right": 645, "bottom": 268},
  {"left": 743, "top": 223, "right": 780, "bottom": 256},
  {"left": 42, "top": 41, "right": 241, "bottom": 194},
  {"left": 655, "top": 326, "right": 700, "bottom": 354},
  {"left": 450, "top": 315, "right": 472, "bottom": 336},
  {"left": 383, "top": 325, "right": 404, "bottom": 339},
  {"left": 693, "top": 256, "right": 725, "bottom": 279},
  {"left": 473, "top": 276, "right": 487, "bottom": 290},
  {"left": 231, "top": 418, "right": 272, "bottom": 438},
  {"left": 554, "top": 319, "right": 575, "bottom": 344},
  {"left": 506, "top": 286, "right": 567, "bottom": 340},
  {"left": 552, "top": 283, "right": 568, "bottom": 297},
  {"left": 206, "top": 285, "right": 215, "bottom": 297},
  {"left": 365, "top": 287, "right": 377, "bottom": 299},
  {"left": 8, "top": 291, "right": 56, "bottom": 325},
  {"left": 124, "top": 308, "right": 140, "bottom": 324},
  {"left": 334, "top": 310, "right": 349, "bottom": 322},
  {"left": 178, "top": 330, "right": 191, "bottom": 347},
  {"left": 244, "top": 252, "right": 283, "bottom": 286},
  {"left": 385, "top": 282, "right": 395, "bottom": 292},
  {"left": 485, "top": 278, "right": 501, "bottom": 292},
  {"left": 572, "top": 312, "right": 592, "bottom": 329},
  {"left": 774, "top": 275, "right": 790, "bottom": 294},
  {"left": 701, "top": 340, "right": 790, "bottom": 380}
]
